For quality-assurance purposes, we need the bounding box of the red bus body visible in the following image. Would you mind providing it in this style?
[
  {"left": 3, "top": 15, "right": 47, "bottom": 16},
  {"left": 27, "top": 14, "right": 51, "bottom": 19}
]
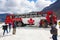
[{"left": 5, "top": 14, "right": 22, "bottom": 25}]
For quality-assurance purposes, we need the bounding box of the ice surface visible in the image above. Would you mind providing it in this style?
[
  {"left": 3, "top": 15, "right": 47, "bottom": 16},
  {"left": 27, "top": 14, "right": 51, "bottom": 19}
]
[{"left": 0, "top": 27, "right": 60, "bottom": 40}]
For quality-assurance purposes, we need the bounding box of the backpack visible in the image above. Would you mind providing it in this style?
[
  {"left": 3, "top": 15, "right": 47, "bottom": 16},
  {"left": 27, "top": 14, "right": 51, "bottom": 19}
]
[{"left": 50, "top": 28, "right": 57, "bottom": 35}]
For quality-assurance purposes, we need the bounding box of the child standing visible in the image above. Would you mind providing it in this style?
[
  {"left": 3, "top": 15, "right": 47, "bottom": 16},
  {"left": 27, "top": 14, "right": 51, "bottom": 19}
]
[{"left": 2, "top": 23, "right": 8, "bottom": 36}]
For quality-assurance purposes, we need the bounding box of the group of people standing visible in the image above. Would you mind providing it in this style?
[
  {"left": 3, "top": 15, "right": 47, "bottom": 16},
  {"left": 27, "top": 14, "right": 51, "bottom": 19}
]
[
  {"left": 48, "top": 12, "right": 58, "bottom": 40},
  {"left": 39, "top": 11, "right": 58, "bottom": 40},
  {"left": 2, "top": 21, "right": 17, "bottom": 36},
  {"left": 2, "top": 11, "right": 58, "bottom": 40}
]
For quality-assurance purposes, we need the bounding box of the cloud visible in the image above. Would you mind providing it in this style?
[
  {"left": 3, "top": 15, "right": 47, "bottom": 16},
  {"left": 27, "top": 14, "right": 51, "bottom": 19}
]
[
  {"left": 45, "top": 0, "right": 57, "bottom": 2},
  {"left": 35, "top": 0, "right": 53, "bottom": 11},
  {"left": 0, "top": 0, "right": 54, "bottom": 14}
]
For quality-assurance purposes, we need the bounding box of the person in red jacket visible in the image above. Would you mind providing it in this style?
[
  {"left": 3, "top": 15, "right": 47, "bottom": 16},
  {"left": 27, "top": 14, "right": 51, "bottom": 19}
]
[{"left": 46, "top": 11, "right": 57, "bottom": 26}]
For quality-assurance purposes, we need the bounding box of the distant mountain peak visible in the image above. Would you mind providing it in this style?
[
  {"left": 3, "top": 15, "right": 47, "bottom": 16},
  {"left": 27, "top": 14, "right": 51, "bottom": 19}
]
[
  {"left": 42, "top": 0, "right": 60, "bottom": 19},
  {"left": 57, "top": 0, "right": 60, "bottom": 2}
]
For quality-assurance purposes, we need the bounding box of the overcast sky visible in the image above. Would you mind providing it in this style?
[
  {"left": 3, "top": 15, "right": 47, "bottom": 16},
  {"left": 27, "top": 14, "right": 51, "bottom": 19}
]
[{"left": 0, "top": 0, "right": 57, "bottom": 14}]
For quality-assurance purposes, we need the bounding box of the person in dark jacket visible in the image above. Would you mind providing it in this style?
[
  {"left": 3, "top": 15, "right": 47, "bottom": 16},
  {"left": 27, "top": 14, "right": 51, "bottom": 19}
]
[
  {"left": 12, "top": 21, "right": 17, "bottom": 35},
  {"left": 9, "top": 22, "right": 12, "bottom": 32},
  {"left": 50, "top": 25, "right": 58, "bottom": 40},
  {"left": 2, "top": 23, "right": 8, "bottom": 35}
]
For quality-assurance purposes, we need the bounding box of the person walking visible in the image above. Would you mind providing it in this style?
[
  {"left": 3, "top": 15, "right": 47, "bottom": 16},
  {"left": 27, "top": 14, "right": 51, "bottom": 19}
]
[
  {"left": 2, "top": 23, "right": 8, "bottom": 36},
  {"left": 9, "top": 22, "right": 12, "bottom": 32},
  {"left": 50, "top": 25, "right": 58, "bottom": 40},
  {"left": 12, "top": 21, "right": 17, "bottom": 35}
]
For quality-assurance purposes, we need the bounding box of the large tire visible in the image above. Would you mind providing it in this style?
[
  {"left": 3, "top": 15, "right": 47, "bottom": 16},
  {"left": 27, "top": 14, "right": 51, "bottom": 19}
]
[{"left": 17, "top": 21, "right": 26, "bottom": 27}]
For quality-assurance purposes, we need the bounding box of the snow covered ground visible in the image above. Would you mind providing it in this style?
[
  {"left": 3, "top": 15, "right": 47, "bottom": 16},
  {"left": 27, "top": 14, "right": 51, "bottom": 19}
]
[{"left": 0, "top": 27, "right": 60, "bottom": 40}]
